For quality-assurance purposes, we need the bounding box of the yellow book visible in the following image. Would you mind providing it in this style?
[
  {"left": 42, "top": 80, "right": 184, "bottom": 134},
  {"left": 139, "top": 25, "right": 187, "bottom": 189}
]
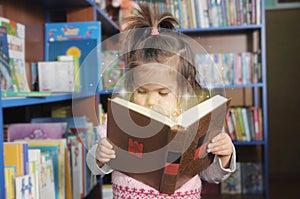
[
  {"left": 5, "top": 166, "right": 16, "bottom": 199},
  {"left": 230, "top": 108, "right": 244, "bottom": 141},
  {"left": 4, "top": 142, "right": 24, "bottom": 176}
]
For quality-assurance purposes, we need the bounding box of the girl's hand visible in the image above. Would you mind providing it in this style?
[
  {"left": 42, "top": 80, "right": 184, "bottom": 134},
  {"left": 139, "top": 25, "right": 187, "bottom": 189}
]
[
  {"left": 207, "top": 132, "right": 233, "bottom": 168},
  {"left": 96, "top": 138, "right": 116, "bottom": 166}
]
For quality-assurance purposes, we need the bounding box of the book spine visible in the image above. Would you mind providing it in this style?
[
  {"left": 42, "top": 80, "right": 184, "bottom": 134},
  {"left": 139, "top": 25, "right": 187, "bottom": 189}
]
[
  {"left": 4, "top": 166, "right": 16, "bottom": 199},
  {"left": 237, "top": 107, "right": 247, "bottom": 141},
  {"left": 241, "top": 107, "right": 251, "bottom": 141},
  {"left": 258, "top": 107, "right": 263, "bottom": 140},
  {"left": 23, "top": 143, "right": 29, "bottom": 175},
  {"left": 230, "top": 108, "right": 243, "bottom": 141},
  {"left": 226, "top": 110, "right": 236, "bottom": 140},
  {"left": 252, "top": 107, "right": 260, "bottom": 140},
  {"left": 247, "top": 107, "right": 256, "bottom": 141}
]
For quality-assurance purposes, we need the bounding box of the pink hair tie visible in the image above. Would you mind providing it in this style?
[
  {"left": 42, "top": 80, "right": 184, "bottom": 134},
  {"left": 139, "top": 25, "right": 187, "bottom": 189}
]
[{"left": 151, "top": 27, "right": 159, "bottom": 36}]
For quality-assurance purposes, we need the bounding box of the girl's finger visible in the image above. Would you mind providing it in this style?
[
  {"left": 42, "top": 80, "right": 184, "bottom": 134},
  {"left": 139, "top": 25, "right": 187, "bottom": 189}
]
[{"left": 100, "top": 138, "right": 114, "bottom": 149}]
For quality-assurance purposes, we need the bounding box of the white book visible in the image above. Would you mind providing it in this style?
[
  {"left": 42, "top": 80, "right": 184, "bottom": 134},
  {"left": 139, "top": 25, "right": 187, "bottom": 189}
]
[
  {"left": 39, "top": 159, "right": 55, "bottom": 199},
  {"left": 38, "top": 61, "right": 75, "bottom": 92},
  {"left": 28, "top": 149, "right": 41, "bottom": 199},
  {"left": 15, "top": 174, "right": 36, "bottom": 199}
]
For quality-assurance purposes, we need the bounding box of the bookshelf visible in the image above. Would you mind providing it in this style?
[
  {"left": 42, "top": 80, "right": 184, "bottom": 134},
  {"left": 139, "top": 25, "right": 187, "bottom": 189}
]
[
  {"left": 0, "top": 0, "right": 120, "bottom": 199},
  {"left": 177, "top": 0, "right": 269, "bottom": 198},
  {"left": 132, "top": 0, "right": 268, "bottom": 198}
]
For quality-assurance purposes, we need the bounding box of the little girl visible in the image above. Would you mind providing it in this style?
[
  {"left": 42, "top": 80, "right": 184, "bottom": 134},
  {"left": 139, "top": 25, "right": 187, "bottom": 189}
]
[{"left": 87, "top": 2, "right": 236, "bottom": 198}]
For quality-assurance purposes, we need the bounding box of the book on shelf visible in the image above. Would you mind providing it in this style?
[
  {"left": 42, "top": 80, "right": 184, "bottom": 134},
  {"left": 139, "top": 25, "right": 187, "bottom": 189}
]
[
  {"left": 4, "top": 166, "right": 16, "bottom": 199},
  {"left": 225, "top": 109, "right": 236, "bottom": 140},
  {"left": 57, "top": 55, "right": 81, "bottom": 92},
  {"left": 0, "top": 25, "right": 17, "bottom": 92},
  {"left": 230, "top": 108, "right": 246, "bottom": 141},
  {"left": 7, "top": 122, "right": 68, "bottom": 141},
  {"left": 28, "top": 149, "right": 41, "bottom": 199},
  {"left": 225, "top": 106, "right": 263, "bottom": 141},
  {"left": 194, "top": 52, "right": 262, "bottom": 87},
  {"left": 180, "top": 0, "right": 260, "bottom": 29},
  {"left": 17, "top": 139, "right": 67, "bottom": 199},
  {"left": 0, "top": 28, "right": 51, "bottom": 98},
  {"left": 0, "top": 17, "right": 30, "bottom": 92},
  {"left": 219, "top": 162, "right": 264, "bottom": 195},
  {"left": 37, "top": 61, "right": 76, "bottom": 93},
  {"left": 50, "top": 104, "right": 72, "bottom": 118},
  {"left": 45, "top": 21, "right": 102, "bottom": 91},
  {"left": 29, "top": 144, "right": 60, "bottom": 199},
  {"left": 15, "top": 173, "right": 36, "bottom": 199},
  {"left": 3, "top": 142, "right": 28, "bottom": 177},
  {"left": 31, "top": 116, "right": 95, "bottom": 197},
  {"left": 241, "top": 162, "right": 264, "bottom": 194},
  {"left": 39, "top": 158, "right": 55, "bottom": 199},
  {"left": 221, "top": 162, "right": 242, "bottom": 194},
  {"left": 64, "top": 147, "right": 73, "bottom": 199},
  {"left": 31, "top": 62, "right": 39, "bottom": 91},
  {"left": 31, "top": 116, "right": 92, "bottom": 148},
  {"left": 1, "top": 91, "right": 52, "bottom": 98},
  {"left": 67, "top": 135, "right": 85, "bottom": 199},
  {"left": 107, "top": 94, "right": 231, "bottom": 194}
]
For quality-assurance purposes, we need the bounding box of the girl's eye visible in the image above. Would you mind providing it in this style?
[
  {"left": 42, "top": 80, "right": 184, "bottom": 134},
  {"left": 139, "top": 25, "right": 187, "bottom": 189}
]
[
  {"left": 159, "top": 91, "right": 169, "bottom": 96},
  {"left": 137, "top": 89, "right": 147, "bottom": 94}
]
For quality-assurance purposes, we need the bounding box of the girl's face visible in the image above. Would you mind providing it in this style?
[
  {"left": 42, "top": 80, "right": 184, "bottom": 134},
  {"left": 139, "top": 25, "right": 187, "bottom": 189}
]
[
  {"left": 132, "top": 64, "right": 179, "bottom": 117},
  {"left": 133, "top": 83, "right": 177, "bottom": 117}
]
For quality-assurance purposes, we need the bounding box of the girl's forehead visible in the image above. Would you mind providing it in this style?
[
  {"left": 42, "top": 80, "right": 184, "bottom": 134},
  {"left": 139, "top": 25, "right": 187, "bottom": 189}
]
[{"left": 132, "top": 63, "right": 178, "bottom": 89}]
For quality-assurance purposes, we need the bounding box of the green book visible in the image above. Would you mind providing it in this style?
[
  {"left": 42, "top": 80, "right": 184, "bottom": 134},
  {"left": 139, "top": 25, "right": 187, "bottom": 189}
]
[{"left": 2, "top": 91, "right": 52, "bottom": 97}]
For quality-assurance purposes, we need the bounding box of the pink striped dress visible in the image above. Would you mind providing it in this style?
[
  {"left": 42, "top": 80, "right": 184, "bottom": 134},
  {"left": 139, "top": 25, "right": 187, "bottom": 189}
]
[{"left": 86, "top": 125, "right": 236, "bottom": 199}]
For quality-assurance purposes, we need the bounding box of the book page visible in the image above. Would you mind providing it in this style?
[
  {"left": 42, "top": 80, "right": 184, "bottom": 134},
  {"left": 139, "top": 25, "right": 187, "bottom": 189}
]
[
  {"left": 176, "top": 95, "right": 228, "bottom": 128},
  {"left": 111, "top": 97, "right": 176, "bottom": 127},
  {"left": 112, "top": 95, "right": 228, "bottom": 129}
]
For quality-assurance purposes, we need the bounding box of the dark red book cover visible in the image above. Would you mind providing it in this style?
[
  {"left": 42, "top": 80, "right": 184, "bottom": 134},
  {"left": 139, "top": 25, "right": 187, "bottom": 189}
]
[{"left": 107, "top": 95, "right": 230, "bottom": 194}]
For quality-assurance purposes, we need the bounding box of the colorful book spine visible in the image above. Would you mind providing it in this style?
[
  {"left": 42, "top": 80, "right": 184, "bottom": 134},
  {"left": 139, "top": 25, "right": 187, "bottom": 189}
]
[
  {"left": 226, "top": 110, "right": 236, "bottom": 140},
  {"left": 4, "top": 166, "right": 16, "bottom": 199},
  {"left": 4, "top": 142, "right": 25, "bottom": 176}
]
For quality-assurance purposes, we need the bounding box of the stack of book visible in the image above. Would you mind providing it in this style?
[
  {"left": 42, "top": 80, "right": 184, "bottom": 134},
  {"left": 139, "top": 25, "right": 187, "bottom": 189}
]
[{"left": 4, "top": 116, "right": 99, "bottom": 199}]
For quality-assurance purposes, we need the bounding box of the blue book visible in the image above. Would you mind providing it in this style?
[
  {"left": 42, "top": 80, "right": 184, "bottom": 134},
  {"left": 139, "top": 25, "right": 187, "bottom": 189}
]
[
  {"left": 22, "top": 142, "right": 29, "bottom": 175},
  {"left": 45, "top": 21, "right": 101, "bottom": 42},
  {"left": 29, "top": 145, "right": 59, "bottom": 199},
  {"left": 0, "top": 26, "right": 15, "bottom": 92},
  {"left": 45, "top": 22, "right": 102, "bottom": 92},
  {"left": 48, "top": 39, "right": 99, "bottom": 92}
]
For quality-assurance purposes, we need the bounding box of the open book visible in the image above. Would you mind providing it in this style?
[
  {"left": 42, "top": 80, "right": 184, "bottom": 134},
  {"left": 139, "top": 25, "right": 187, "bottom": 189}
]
[{"left": 107, "top": 95, "right": 231, "bottom": 194}]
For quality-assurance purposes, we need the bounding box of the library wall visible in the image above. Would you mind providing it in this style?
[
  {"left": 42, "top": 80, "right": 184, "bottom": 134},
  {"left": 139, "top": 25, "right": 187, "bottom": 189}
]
[{"left": 266, "top": 8, "right": 300, "bottom": 175}]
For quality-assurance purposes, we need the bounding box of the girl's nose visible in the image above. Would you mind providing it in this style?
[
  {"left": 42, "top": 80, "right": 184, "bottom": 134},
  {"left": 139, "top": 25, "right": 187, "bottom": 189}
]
[{"left": 147, "top": 92, "right": 159, "bottom": 108}]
